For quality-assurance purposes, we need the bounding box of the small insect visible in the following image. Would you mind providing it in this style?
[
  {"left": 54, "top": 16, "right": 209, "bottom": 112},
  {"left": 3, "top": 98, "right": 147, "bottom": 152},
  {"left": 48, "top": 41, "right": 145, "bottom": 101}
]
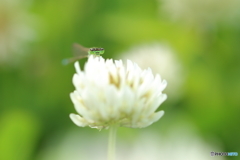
[{"left": 62, "top": 43, "right": 104, "bottom": 65}]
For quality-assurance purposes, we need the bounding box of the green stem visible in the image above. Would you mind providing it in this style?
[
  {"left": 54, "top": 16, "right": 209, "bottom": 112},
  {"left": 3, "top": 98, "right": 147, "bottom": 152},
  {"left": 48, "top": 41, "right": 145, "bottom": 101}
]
[{"left": 108, "top": 125, "right": 118, "bottom": 160}]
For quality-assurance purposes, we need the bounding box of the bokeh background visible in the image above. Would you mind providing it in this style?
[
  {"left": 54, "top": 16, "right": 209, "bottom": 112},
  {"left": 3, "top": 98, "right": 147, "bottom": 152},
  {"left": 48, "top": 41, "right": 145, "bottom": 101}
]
[{"left": 0, "top": 0, "right": 240, "bottom": 160}]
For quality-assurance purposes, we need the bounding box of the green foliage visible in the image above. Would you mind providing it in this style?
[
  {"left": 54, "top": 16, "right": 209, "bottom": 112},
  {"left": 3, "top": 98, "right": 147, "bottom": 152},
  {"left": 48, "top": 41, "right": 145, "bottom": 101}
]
[{"left": 0, "top": 110, "right": 41, "bottom": 160}]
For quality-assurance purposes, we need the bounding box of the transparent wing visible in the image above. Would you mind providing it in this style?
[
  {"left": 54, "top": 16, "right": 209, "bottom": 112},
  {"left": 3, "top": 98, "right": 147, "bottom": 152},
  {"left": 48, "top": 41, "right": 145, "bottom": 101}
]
[
  {"left": 62, "top": 55, "right": 88, "bottom": 65},
  {"left": 62, "top": 43, "right": 89, "bottom": 65},
  {"left": 72, "top": 43, "right": 89, "bottom": 56}
]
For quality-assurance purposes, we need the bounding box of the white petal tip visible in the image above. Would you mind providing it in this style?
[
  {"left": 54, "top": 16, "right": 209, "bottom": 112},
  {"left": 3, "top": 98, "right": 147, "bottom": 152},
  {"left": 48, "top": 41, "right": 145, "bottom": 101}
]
[
  {"left": 74, "top": 61, "right": 81, "bottom": 74},
  {"left": 69, "top": 113, "right": 86, "bottom": 127}
]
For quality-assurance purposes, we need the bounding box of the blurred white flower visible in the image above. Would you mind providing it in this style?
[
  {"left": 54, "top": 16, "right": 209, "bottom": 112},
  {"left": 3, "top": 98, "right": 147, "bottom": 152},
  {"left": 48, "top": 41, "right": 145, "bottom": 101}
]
[
  {"left": 70, "top": 55, "right": 167, "bottom": 130},
  {"left": 36, "top": 130, "right": 108, "bottom": 160},
  {"left": 120, "top": 43, "right": 184, "bottom": 101},
  {"left": 160, "top": 0, "right": 240, "bottom": 26},
  {"left": 118, "top": 129, "right": 226, "bottom": 160},
  {"left": 37, "top": 125, "right": 225, "bottom": 160},
  {"left": 0, "top": 0, "right": 36, "bottom": 65}
]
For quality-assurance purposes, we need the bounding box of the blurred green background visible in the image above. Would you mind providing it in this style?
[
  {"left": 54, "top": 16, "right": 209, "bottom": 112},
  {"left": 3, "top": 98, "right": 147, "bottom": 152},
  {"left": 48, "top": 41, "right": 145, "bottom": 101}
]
[{"left": 0, "top": 0, "right": 239, "bottom": 160}]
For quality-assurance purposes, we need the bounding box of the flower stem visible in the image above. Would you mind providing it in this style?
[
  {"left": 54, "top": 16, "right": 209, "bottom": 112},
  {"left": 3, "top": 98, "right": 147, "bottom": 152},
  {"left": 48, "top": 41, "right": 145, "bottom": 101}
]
[{"left": 108, "top": 125, "right": 118, "bottom": 160}]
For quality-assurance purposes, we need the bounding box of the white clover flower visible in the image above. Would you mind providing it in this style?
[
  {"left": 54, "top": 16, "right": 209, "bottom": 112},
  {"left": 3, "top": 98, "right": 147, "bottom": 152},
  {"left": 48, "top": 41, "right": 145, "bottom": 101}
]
[{"left": 69, "top": 55, "right": 167, "bottom": 130}]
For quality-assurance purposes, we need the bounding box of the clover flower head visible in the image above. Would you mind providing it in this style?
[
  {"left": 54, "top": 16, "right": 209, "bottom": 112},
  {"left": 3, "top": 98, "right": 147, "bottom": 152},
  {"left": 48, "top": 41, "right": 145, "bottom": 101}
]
[{"left": 70, "top": 55, "right": 167, "bottom": 130}]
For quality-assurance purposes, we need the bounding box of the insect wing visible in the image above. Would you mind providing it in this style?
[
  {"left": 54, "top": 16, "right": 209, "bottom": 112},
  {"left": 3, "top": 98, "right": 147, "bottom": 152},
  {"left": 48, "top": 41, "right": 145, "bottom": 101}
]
[
  {"left": 62, "top": 43, "right": 89, "bottom": 65},
  {"left": 72, "top": 43, "right": 89, "bottom": 57}
]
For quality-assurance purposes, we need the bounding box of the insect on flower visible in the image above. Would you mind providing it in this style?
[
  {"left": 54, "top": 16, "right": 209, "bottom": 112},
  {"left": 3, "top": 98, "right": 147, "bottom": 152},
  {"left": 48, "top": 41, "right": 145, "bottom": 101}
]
[{"left": 62, "top": 43, "right": 104, "bottom": 65}]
